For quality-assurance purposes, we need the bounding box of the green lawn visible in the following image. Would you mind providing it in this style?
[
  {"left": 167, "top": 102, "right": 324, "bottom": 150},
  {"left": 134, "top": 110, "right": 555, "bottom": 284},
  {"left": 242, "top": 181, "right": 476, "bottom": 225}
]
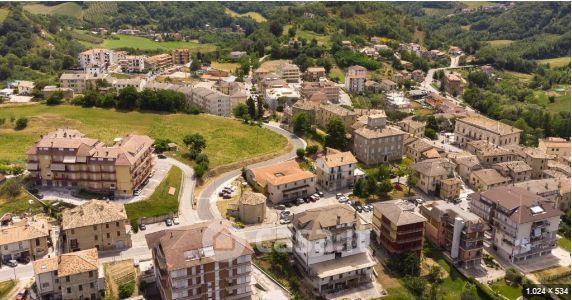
[
  {"left": 23, "top": 2, "right": 83, "bottom": 18},
  {"left": 462, "top": 1, "right": 496, "bottom": 9},
  {"left": 125, "top": 166, "right": 181, "bottom": 222},
  {"left": 224, "top": 8, "right": 266, "bottom": 22},
  {"left": 0, "top": 189, "right": 45, "bottom": 217},
  {"left": 83, "top": 35, "right": 217, "bottom": 52},
  {"left": 490, "top": 281, "right": 523, "bottom": 300},
  {"left": 328, "top": 66, "right": 345, "bottom": 83},
  {"left": 487, "top": 40, "right": 514, "bottom": 48},
  {"left": 536, "top": 56, "right": 571, "bottom": 68},
  {"left": 0, "top": 8, "right": 9, "bottom": 23},
  {"left": 0, "top": 105, "right": 288, "bottom": 168},
  {"left": 0, "top": 280, "right": 16, "bottom": 298},
  {"left": 424, "top": 244, "right": 472, "bottom": 300},
  {"left": 558, "top": 237, "right": 571, "bottom": 252},
  {"left": 532, "top": 89, "right": 571, "bottom": 113}
]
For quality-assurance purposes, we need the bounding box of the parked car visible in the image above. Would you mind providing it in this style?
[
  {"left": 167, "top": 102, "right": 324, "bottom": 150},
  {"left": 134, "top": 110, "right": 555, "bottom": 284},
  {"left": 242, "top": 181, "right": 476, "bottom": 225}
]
[
  {"left": 365, "top": 204, "right": 373, "bottom": 211},
  {"left": 312, "top": 193, "right": 320, "bottom": 199},
  {"left": 416, "top": 198, "right": 424, "bottom": 205},
  {"left": 157, "top": 154, "right": 167, "bottom": 159},
  {"left": 165, "top": 219, "right": 173, "bottom": 226},
  {"left": 336, "top": 193, "right": 343, "bottom": 199},
  {"left": 222, "top": 194, "right": 232, "bottom": 199},
  {"left": 310, "top": 195, "right": 318, "bottom": 202},
  {"left": 279, "top": 218, "right": 291, "bottom": 224},
  {"left": 173, "top": 217, "right": 180, "bottom": 225},
  {"left": 355, "top": 206, "right": 363, "bottom": 213},
  {"left": 139, "top": 223, "right": 147, "bottom": 231},
  {"left": 317, "top": 191, "right": 324, "bottom": 197},
  {"left": 285, "top": 202, "right": 293, "bottom": 208},
  {"left": 275, "top": 204, "right": 286, "bottom": 211},
  {"left": 5, "top": 260, "right": 17, "bottom": 267},
  {"left": 16, "top": 289, "right": 27, "bottom": 300},
  {"left": 134, "top": 189, "right": 142, "bottom": 196},
  {"left": 280, "top": 211, "right": 291, "bottom": 218},
  {"left": 17, "top": 256, "right": 30, "bottom": 264},
  {"left": 297, "top": 198, "right": 305, "bottom": 205},
  {"left": 338, "top": 196, "right": 349, "bottom": 203},
  {"left": 36, "top": 193, "right": 44, "bottom": 199}
]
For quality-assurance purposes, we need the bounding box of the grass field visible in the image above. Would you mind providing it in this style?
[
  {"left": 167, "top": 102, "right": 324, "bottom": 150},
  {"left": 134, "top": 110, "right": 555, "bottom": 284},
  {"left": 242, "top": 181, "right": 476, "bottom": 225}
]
[
  {"left": 0, "top": 188, "right": 45, "bottom": 217},
  {"left": 224, "top": 8, "right": 266, "bottom": 22},
  {"left": 0, "top": 280, "right": 16, "bottom": 298},
  {"left": 82, "top": 35, "right": 217, "bottom": 52},
  {"left": 23, "top": 2, "right": 83, "bottom": 18},
  {"left": 0, "top": 105, "right": 288, "bottom": 168},
  {"left": 424, "top": 244, "right": 471, "bottom": 300},
  {"left": 211, "top": 62, "right": 240, "bottom": 73},
  {"left": 558, "top": 237, "right": 571, "bottom": 252},
  {"left": 462, "top": 1, "right": 496, "bottom": 8},
  {"left": 490, "top": 281, "right": 522, "bottom": 300},
  {"left": 0, "top": 8, "right": 9, "bottom": 23},
  {"left": 532, "top": 89, "right": 571, "bottom": 113},
  {"left": 328, "top": 66, "right": 345, "bottom": 83},
  {"left": 505, "top": 71, "right": 534, "bottom": 82},
  {"left": 531, "top": 266, "right": 571, "bottom": 285},
  {"left": 536, "top": 56, "right": 571, "bottom": 68},
  {"left": 487, "top": 40, "right": 514, "bottom": 48},
  {"left": 125, "top": 166, "right": 181, "bottom": 222}
]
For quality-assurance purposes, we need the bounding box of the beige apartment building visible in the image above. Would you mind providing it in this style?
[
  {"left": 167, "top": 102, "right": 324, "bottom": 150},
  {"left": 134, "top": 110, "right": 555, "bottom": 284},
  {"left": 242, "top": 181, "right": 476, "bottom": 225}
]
[
  {"left": 469, "top": 186, "right": 562, "bottom": 263},
  {"left": 246, "top": 160, "right": 316, "bottom": 204},
  {"left": 305, "top": 67, "right": 326, "bottom": 81},
  {"left": 119, "top": 55, "right": 146, "bottom": 73},
  {"left": 171, "top": 48, "right": 191, "bottom": 65},
  {"left": 353, "top": 114, "right": 407, "bottom": 165},
  {"left": 316, "top": 104, "right": 358, "bottom": 130},
  {"left": 61, "top": 200, "right": 131, "bottom": 253},
  {"left": 405, "top": 138, "right": 442, "bottom": 163},
  {"left": 515, "top": 178, "right": 571, "bottom": 211},
  {"left": 492, "top": 161, "right": 532, "bottom": 183},
  {"left": 344, "top": 65, "right": 367, "bottom": 94},
  {"left": 470, "top": 169, "right": 511, "bottom": 191},
  {"left": 398, "top": 119, "right": 426, "bottom": 138},
  {"left": 443, "top": 72, "right": 464, "bottom": 96},
  {"left": 276, "top": 63, "right": 301, "bottom": 82},
  {"left": 538, "top": 137, "right": 570, "bottom": 159},
  {"left": 454, "top": 116, "right": 521, "bottom": 147},
  {"left": 27, "top": 129, "right": 154, "bottom": 197},
  {"left": 420, "top": 201, "right": 487, "bottom": 269},
  {"left": 452, "top": 155, "right": 482, "bottom": 182},
  {"left": 146, "top": 221, "right": 254, "bottom": 300},
  {"left": 145, "top": 53, "right": 173, "bottom": 70},
  {"left": 315, "top": 148, "right": 363, "bottom": 191},
  {"left": 300, "top": 80, "right": 340, "bottom": 103},
  {"left": 33, "top": 248, "right": 104, "bottom": 300},
  {"left": 59, "top": 73, "right": 105, "bottom": 94},
  {"left": 190, "top": 87, "right": 232, "bottom": 116},
  {"left": 440, "top": 177, "right": 462, "bottom": 200},
  {"left": 0, "top": 219, "right": 50, "bottom": 263},
  {"left": 466, "top": 140, "right": 515, "bottom": 167},
  {"left": 411, "top": 158, "right": 456, "bottom": 195}
]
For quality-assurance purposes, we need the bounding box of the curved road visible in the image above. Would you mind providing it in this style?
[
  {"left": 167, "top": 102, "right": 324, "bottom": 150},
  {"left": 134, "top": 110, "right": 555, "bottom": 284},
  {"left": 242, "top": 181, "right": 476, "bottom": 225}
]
[
  {"left": 166, "top": 157, "right": 198, "bottom": 225},
  {"left": 196, "top": 123, "right": 306, "bottom": 220}
]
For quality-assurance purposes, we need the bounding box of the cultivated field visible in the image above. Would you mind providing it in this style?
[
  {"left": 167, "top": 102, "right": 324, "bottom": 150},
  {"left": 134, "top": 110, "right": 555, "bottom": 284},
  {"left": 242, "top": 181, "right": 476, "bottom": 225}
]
[
  {"left": 536, "top": 56, "right": 571, "bottom": 68},
  {"left": 0, "top": 105, "right": 288, "bottom": 167},
  {"left": 224, "top": 8, "right": 267, "bottom": 22},
  {"left": 83, "top": 35, "right": 217, "bottom": 52},
  {"left": 23, "top": 2, "right": 83, "bottom": 18},
  {"left": 211, "top": 62, "right": 240, "bottom": 73},
  {"left": 487, "top": 39, "right": 514, "bottom": 48}
]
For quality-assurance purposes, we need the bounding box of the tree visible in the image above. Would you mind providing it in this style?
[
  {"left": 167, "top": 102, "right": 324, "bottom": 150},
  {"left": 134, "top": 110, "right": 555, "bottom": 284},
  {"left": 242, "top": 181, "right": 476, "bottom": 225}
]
[
  {"left": 396, "top": 165, "right": 407, "bottom": 184},
  {"left": 365, "top": 176, "right": 378, "bottom": 197},
  {"left": 233, "top": 103, "right": 249, "bottom": 119},
  {"left": 118, "top": 282, "right": 135, "bottom": 299},
  {"left": 425, "top": 128, "right": 438, "bottom": 140},
  {"left": 353, "top": 178, "right": 365, "bottom": 197},
  {"left": 467, "top": 71, "right": 490, "bottom": 88},
  {"left": 116, "top": 86, "right": 139, "bottom": 110},
  {"left": 461, "top": 283, "right": 480, "bottom": 300},
  {"left": 190, "top": 58, "right": 201, "bottom": 71},
  {"left": 0, "top": 178, "right": 22, "bottom": 198},
  {"left": 153, "top": 138, "right": 172, "bottom": 153},
  {"left": 256, "top": 96, "right": 265, "bottom": 120},
  {"left": 306, "top": 145, "right": 319, "bottom": 155},
  {"left": 14, "top": 117, "right": 28, "bottom": 130},
  {"left": 296, "top": 148, "right": 306, "bottom": 159},
  {"left": 377, "top": 179, "right": 393, "bottom": 197},
  {"left": 292, "top": 112, "right": 311, "bottom": 136},
  {"left": 325, "top": 117, "right": 347, "bottom": 150},
  {"left": 183, "top": 133, "right": 207, "bottom": 154},
  {"left": 269, "top": 20, "right": 283, "bottom": 37},
  {"left": 246, "top": 97, "right": 256, "bottom": 119},
  {"left": 505, "top": 268, "right": 524, "bottom": 286},
  {"left": 406, "top": 174, "right": 418, "bottom": 194},
  {"left": 387, "top": 251, "right": 421, "bottom": 276},
  {"left": 46, "top": 91, "right": 64, "bottom": 105},
  {"left": 428, "top": 265, "right": 443, "bottom": 284},
  {"left": 377, "top": 165, "right": 391, "bottom": 180},
  {"left": 403, "top": 276, "right": 427, "bottom": 296},
  {"left": 288, "top": 26, "right": 297, "bottom": 38}
]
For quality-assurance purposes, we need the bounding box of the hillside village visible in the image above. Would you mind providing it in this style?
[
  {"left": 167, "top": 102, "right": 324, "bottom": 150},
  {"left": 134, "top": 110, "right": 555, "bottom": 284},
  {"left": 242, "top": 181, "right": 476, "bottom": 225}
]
[{"left": 0, "top": 2, "right": 570, "bottom": 300}]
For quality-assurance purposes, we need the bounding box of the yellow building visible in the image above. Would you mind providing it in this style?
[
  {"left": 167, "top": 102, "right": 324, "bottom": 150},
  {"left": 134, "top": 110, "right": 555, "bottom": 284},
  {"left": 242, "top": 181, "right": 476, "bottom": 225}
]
[
  {"left": 439, "top": 177, "right": 462, "bottom": 200},
  {"left": 454, "top": 116, "right": 521, "bottom": 147},
  {"left": 61, "top": 200, "right": 131, "bottom": 253},
  {"left": 539, "top": 137, "right": 570, "bottom": 159},
  {"left": 0, "top": 219, "right": 50, "bottom": 263}
]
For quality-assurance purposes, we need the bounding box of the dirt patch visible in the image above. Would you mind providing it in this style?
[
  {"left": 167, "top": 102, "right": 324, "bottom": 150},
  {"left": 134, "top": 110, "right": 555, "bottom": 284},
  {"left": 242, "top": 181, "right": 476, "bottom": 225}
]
[
  {"left": 260, "top": 59, "right": 292, "bottom": 73},
  {"left": 104, "top": 260, "right": 138, "bottom": 299}
]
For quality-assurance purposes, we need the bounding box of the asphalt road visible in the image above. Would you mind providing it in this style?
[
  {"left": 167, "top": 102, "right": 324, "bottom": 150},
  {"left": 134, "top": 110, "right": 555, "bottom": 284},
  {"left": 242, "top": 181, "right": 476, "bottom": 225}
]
[
  {"left": 166, "top": 157, "right": 199, "bottom": 225},
  {"left": 196, "top": 123, "right": 306, "bottom": 220}
]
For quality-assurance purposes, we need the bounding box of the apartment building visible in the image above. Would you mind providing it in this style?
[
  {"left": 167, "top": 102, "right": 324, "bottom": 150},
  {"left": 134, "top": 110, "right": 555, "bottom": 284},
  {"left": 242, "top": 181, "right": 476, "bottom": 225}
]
[
  {"left": 466, "top": 140, "right": 515, "bottom": 167},
  {"left": 492, "top": 161, "right": 532, "bottom": 183},
  {"left": 344, "top": 65, "right": 367, "bottom": 94},
  {"left": 538, "top": 137, "right": 570, "bottom": 159},
  {"left": 454, "top": 116, "right": 521, "bottom": 147},
  {"left": 420, "top": 201, "right": 487, "bottom": 269},
  {"left": 469, "top": 169, "right": 511, "bottom": 191},
  {"left": 316, "top": 104, "right": 358, "bottom": 130},
  {"left": 515, "top": 178, "right": 571, "bottom": 211},
  {"left": 452, "top": 155, "right": 482, "bottom": 182},
  {"left": 59, "top": 73, "right": 105, "bottom": 94},
  {"left": 264, "top": 87, "right": 300, "bottom": 109},
  {"left": 300, "top": 80, "right": 340, "bottom": 103},
  {"left": 191, "top": 87, "right": 232, "bottom": 116},
  {"left": 145, "top": 221, "right": 254, "bottom": 300},
  {"left": 78, "top": 48, "right": 114, "bottom": 73},
  {"left": 171, "top": 48, "right": 191, "bottom": 65},
  {"left": 275, "top": 63, "right": 300, "bottom": 82},
  {"left": 410, "top": 158, "right": 456, "bottom": 195},
  {"left": 443, "top": 72, "right": 464, "bottom": 96},
  {"left": 246, "top": 160, "right": 316, "bottom": 204},
  {"left": 315, "top": 148, "right": 363, "bottom": 191},
  {"left": 398, "top": 119, "right": 426, "bottom": 138},
  {"left": 305, "top": 67, "right": 326, "bottom": 81},
  {"left": 16, "top": 80, "right": 35, "bottom": 95},
  {"left": 440, "top": 177, "right": 462, "bottom": 201},
  {"left": 353, "top": 114, "right": 407, "bottom": 165},
  {"left": 405, "top": 138, "right": 442, "bottom": 163},
  {"left": 109, "top": 77, "right": 147, "bottom": 92},
  {"left": 61, "top": 200, "right": 131, "bottom": 253},
  {"left": 119, "top": 55, "right": 146, "bottom": 73},
  {"left": 522, "top": 147, "right": 550, "bottom": 179},
  {"left": 469, "top": 186, "right": 562, "bottom": 263},
  {"left": 145, "top": 54, "right": 172, "bottom": 70},
  {"left": 0, "top": 219, "right": 50, "bottom": 263},
  {"left": 33, "top": 248, "right": 104, "bottom": 300},
  {"left": 380, "top": 79, "right": 397, "bottom": 92},
  {"left": 291, "top": 204, "right": 375, "bottom": 296},
  {"left": 27, "top": 129, "right": 154, "bottom": 197},
  {"left": 372, "top": 200, "right": 426, "bottom": 257}
]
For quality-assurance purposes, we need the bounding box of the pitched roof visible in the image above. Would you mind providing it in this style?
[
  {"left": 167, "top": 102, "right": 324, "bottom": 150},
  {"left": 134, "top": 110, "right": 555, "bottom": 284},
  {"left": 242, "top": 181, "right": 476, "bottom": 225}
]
[
  {"left": 354, "top": 125, "right": 406, "bottom": 139},
  {"left": 458, "top": 116, "right": 522, "bottom": 135},
  {"left": 249, "top": 160, "right": 315, "bottom": 187},
  {"left": 373, "top": 200, "right": 427, "bottom": 226},
  {"left": 62, "top": 200, "right": 128, "bottom": 230},
  {"left": 34, "top": 248, "right": 99, "bottom": 277},
  {"left": 493, "top": 161, "right": 532, "bottom": 173},
  {"left": 0, "top": 220, "right": 50, "bottom": 246},
  {"left": 292, "top": 204, "right": 359, "bottom": 240},
  {"left": 471, "top": 169, "right": 511, "bottom": 185},
  {"left": 411, "top": 158, "right": 454, "bottom": 177},
  {"left": 318, "top": 148, "right": 357, "bottom": 168}
]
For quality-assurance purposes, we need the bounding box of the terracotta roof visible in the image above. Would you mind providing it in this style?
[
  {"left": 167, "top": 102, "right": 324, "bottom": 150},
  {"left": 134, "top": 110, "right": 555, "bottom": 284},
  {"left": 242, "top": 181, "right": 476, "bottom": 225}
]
[
  {"left": 540, "top": 137, "right": 570, "bottom": 149},
  {"left": 33, "top": 256, "right": 58, "bottom": 274},
  {"left": 319, "top": 148, "right": 357, "bottom": 168},
  {"left": 422, "top": 148, "right": 441, "bottom": 159},
  {"left": 515, "top": 178, "right": 570, "bottom": 196},
  {"left": 145, "top": 221, "right": 253, "bottom": 271},
  {"left": 62, "top": 200, "right": 128, "bottom": 230},
  {"left": 407, "top": 139, "right": 434, "bottom": 152},
  {"left": 471, "top": 169, "right": 510, "bottom": 185},
  {"left": 0, "top": 220, "right": 50, "bottom": 246},
  {"left": 493, "top": 161, "right": 532, "bottom": 173},
  {"left": 292, "top": 204, "right": 359, "bottom": 240},
  {"left": 309, "top": 91, "right": 327, "bottom": 104},
  {"left": 398, "top": 119, "right": 425, "bottom": 130},
  {"left": 58, "top": 248, "right": 99, "bottom": 277},
  {"left": 373, "top": 200, "right": 427, "bottom": 226},
  {"left": 249, "top": 160, "right": 315, "bottom": 187},
  {"left": 411, "top": 158, "right": 454, "bottom": 177},
  {"left": 458, "top": 116, "right": 522, "bottom": 135},
  {"left": 354, "top": 125, "right": 406, "bottom": 139},
  {"left": 454, "top": 155, "right": 481, "bottom": 168},
  {"left": 523, "top": 147, "right": 550, "bottom": 159},
  {"left": 293, "top": 100, "right": 319, "bottom": 111},
  {"left": 319, "top": 104, "right": 357, "bottom": 117},
  {"left": 240, "top": 192, "right": 266, "bottom": 206}
]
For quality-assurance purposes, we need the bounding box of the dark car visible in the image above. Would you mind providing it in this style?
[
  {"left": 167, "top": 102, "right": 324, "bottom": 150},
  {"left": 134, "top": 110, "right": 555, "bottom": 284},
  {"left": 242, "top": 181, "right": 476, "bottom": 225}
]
[
  {"left": 285, "top": 202, "right": 293, "bottom": 208},
  {"left": 16, "top": 288, "right": 27, "bottom": 300},
  {"left": 165, "top": 219, "right": 173, "bottom": 226},
  {"left": 5, "top": 260, "right": 17, "bottom": 267},
  {"left": 157, "top": 154, "right": 167, "bottom": 159},
  {"left": 17, "top": 256, "right": 30, "bottom": 264},
  {"left": 139, "top": 223, "right": 147, "bottom": 231}
]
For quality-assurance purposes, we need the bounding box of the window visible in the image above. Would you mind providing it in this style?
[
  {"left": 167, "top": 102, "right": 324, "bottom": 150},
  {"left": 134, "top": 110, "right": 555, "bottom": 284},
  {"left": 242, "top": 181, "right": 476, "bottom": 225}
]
[
  {"left": 90, "top": 282, "right": 94, "bottom": 289},
  {"left": 67, "top": 287, "right": 71, "bottom": 294},
  {"left": 89, "top": 271, "right": 93, "bottom": 278},
  {"left": 106, "top": 223, "right": 109, "bottom": 229},
  {"left": 36, "top": 238, "right": 40, "bottom": 246},
  {"left": 71, "top": 229, "right": 75, "bottom": 234},
  {"left": 79, "top": 285, "right": 83, "bottom": 291},
  {"left": 116, "top": 222, "right": 119, "bottom": 227},
  {"left": 117, "top": 231, "right": 121, "bottom": 237},
  {"left": 93, "top": 225, "right": 97, "bottom": 230},
  {"left": 106, "top": 233, "right": 110, "bottom": 238},
  {"left": 66, "top": 276, "right": 70, "bottom": 282}
]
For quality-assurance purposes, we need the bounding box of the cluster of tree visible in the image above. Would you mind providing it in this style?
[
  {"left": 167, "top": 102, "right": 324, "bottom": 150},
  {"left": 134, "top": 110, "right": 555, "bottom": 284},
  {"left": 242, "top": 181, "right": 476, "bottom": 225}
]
[
  {"left": 559, "top": 209, "right": 571, "bottom": 242},
  {"left": 0, "top": 177, "right": 22, "bottom": 198},
  {"left": 183, "top": 133, "right": 209, "bottom": 179},
  {"left": 233, "top": 96, "right": 265, "bottom": 123},
  {"left": 333, "top": 49, "right": 381, "bottom": 70},
  {"left": 324, "top": 117, "right": 348, "bottom": 151}
]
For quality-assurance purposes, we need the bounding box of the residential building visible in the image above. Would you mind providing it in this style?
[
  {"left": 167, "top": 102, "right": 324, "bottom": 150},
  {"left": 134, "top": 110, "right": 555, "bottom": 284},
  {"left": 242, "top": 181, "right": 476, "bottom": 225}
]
[
  {"left": 480, "top": 65, "right": 495, "bottom": 76},
  {"left": 398, "top": 119, "right": 426, "bottom": 138},
  {"left": 0, "top": 219, "right": 50, "bottom": 263},
  {"left": 538, "top": 137, "right": 570, "bottom": 159},
  {"left": 110, "top": 77, "right": 146, "bottom": 92},
  {"left": 59, "top": 73, "right": 106, "bottom": 94},
  {"left": 344, "top": 65, "right": 367, "bottom": 94},
  {"left": 315, "top": 148, "right": 363, "bottom": 191},
  {"left": 246, "top": 160, "right": 316, "bottom": 204},
  {"left": 360, "top": 47, "right": 380, "bottom": 58},
  {"left": 353, "top": 114, "right": 407, "bottom": 165},
  {"left": 145, "top": 221, "right": 254, "bottom": 300},
  {"left": 411, "top": 69, "right": 425, "bottom": 82},
  {"left": 492, "top": 161, "right": 532, "bottom": 183},
  {"left": 264, "top": 87, "right": 300, "bottom": 110},
  {"left": 443, "top": 72, "right": 464, "bottom": 96},
  {"left": 291, "top": 204, "right": 375, "bottom": 296},
  {"left": 522, "top": 147, "right": 550, "bottom": 179},
  {"left": 276, "top": 63, "right": 300, "bottom": 83},
  {"left": 33, "top": 248, "right": 104, "bottom": 300},
  {"left": 43, "top": 86, "right": 74, "bottom": 99},
  {"left": 16, "top": 80, "right": 35, "bottom": 95},
  {"left": 78, "top": 48, "right": 114, "bottom": 73},
  {"left": 316, "top": 104, "right": 357, "bottom": 130},
  {"left": 26, "top": 129, "right": 154, "bottom": 197},
  {"left": 291, "top": 100, "right": 319, "bottom": 123},
  {"left": 469, "top": 169, "right": 511, "bottom": 191},
  {"left": 190, "top": 87, "right": 232, "bottom": 116},
  {"left": 440, "top": 177, "right": 462, "bottom": 201},
  {"left": 61, "top": 200, "right": 131, "bottom": 253},
  {"left": 372, "top": 200, "right": 426, "bottom": 257},
  {"left": 252, "top": 67, "right": 271, "bottom": 82},
  {"left": 145, "top": 54, "right": 172, "bottom": 70},
  {"left": 119, "top": 55, "right": 146, "bottom": 73},
  {"left": 171, "top": 48, "right": 191, "bottom": 65},
  {"left": 380, "top": 79, "right": 397, "bottom": 92},
  {"left": 257, "top": 75, "right": 288, "bottom": 94},
  {"left": 454, "top": 115, "right": 522, "bottom": 147},
  {"left": 386, "top": 92, "right": 411, "bottom": 109},
  {"left": 411, "top": 158, "right": 455, "bottom": 195},
  {"left": 300, "top": 80, "right": 340, "bottom": 103},
  {"left": 468, "top": 186, "right": 562, "bottom": 263},
  {"left": 405, "top": 138, "right": 442, "bottom": 162},
  {"left": 365, "top": 80, "right": 382, "bottom": 93},
  {"left": 515, "top": 178, "right": 571, "bottom": 211},
  {"left": 452, "top": 155, "right": 482, "bottom": 182},
  {"left": 420, "top": 201, "right": 487, "bottom": 269},
  {"left": 305, "top": 67, "right": 326, "bottom": 82},
  {"left": 466, "top": 140, "right": 515, "bottom": 166},
  {"left": 229, "top": 51, "right": 247, "bottom": 59}
]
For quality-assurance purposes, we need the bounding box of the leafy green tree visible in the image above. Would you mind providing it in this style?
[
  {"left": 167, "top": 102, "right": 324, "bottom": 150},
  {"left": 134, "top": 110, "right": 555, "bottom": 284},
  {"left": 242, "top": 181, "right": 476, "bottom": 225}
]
[
  {"left": 296, "top": 148, "right": 306, "bottom": 159},
  {"left": 153, "top": 138, "right": 172, "bottom": 153},
  {"left": 256, "top": 96, "right": 265, "bottom": 120},
  {"left": 292, "top": 112, "right": 311, "bottom": 136},
  {"left": 46, "top": 91, "right": 64, "bottom": 106},
  {"left": 377, "top": 165, "right": 391, "bottom": 180},
  {"left": 387, "top": 251, "right": 421, "bottom": 276},
  {"left": 269, "top": 20, "right": 283, "bottom": 37},
  {"left": 183, "top": 133, "right": 207, "bottom": 154},
  {"left": 14, "top": 117, "right": 28, "bottom": 130},
  {"left": 461, "top": 283, "right": 480, "bottom": 300},
  {"left": 365, "top": 176, "right": 378, "bottom": 197},
  {"left": 325, "top": 117, "right": 347, "bottom": 150},
  {"left": 233, "top": 103, "right": 249, "bottom": 119},
  {"left": 288, "top": 26, "right": 297, "bottom": 38},
  {"left": 353, "top": 178, "right": 365, "bottom": 198},
  {"left": 306, "top": 145, "right": 319, "bottom": 155},
  {"left": 467, "top": 71, "right": 490, "bottom": 88},
  {"left": 0, "top": 178, "right": 22, "bottom": 198},
  {"left": 403, "top": 276, "right": 426, "bottom": 296},
  {"left": 425, "top": 128, "right": 438, "bottom": 140},
  {"left": 246, "top": 97, "right": 256, "bottom": 119},
  {"left": 377, "top": 179, "right": 393, "bottom": 197},
  {"left": 116, "top": 86, "right": 139, "bottom": 110},
  {"left": 406, "top": 174, "right": 418, "bottom": 194}
]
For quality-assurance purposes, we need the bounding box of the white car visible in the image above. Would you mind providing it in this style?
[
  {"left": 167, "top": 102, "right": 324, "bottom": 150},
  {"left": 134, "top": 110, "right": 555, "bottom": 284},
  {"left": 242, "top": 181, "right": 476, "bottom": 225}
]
[
  {"left": 279, "top": 218, "right": 291, "bottom": 224},
  {"left": 172, "top": 217, "right": 180, "bottom": 225},
  {"left": 338, "top": 196, "right": 349, "bottom": 203}
]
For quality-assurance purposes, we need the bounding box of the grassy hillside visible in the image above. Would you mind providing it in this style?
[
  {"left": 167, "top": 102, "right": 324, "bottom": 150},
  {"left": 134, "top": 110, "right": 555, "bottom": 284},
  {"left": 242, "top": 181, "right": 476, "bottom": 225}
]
[
  {"left": 0, "top": 105, "right": 288, "bottom": 168},
  {"left": 224, "top": 8, "right": 266, "bottom": 22},
  {"left": 536, "top": 56, "right": 571, "bottom": 68},
  {"left": 83, "top": 2, "right": 118, "bottom": 25},
  {"left": 487, "top": 40, "right": 514, "bottom": 48},
  {"left": 81, "top": 34, "right": 217, "bottom": 52},
  {"left": 23, "top": 2, "right": 83, "bottom": 18},
  {"left": 0, "top": 8, "right": 8, "bottom": 23}
]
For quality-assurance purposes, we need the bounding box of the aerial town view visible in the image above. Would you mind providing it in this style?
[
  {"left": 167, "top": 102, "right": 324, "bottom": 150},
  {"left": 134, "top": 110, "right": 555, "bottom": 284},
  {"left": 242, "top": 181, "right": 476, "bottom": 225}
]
[{"left": 0, "top": 1, "right": 570, "bottom": 299}]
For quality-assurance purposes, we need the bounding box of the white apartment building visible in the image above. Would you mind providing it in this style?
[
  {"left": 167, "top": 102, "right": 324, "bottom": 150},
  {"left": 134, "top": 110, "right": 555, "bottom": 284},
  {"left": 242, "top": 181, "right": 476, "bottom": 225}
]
[
  {"left": 119, "top": 55, "right": 146, "bottom": 73},
  {"left": 276, "top": 63, "right": 301, "bottom": 83},
  {"left": 191, "top": 87, "right": 232, "bottom": 116},
  {"left": 291, "top": 204, "right": 376, "bottom": 296},
  {"left": 454, "top": 115, "right": 522, "bottom": 147},
  {"left": 344, "top": 65, "right": 367, "bottom": 94},
  {"left": 78, "top": 49, "right": 114, "bottom": 73},
  {"left": 315, "top": 148, "right": 364, "bottom": 191}
]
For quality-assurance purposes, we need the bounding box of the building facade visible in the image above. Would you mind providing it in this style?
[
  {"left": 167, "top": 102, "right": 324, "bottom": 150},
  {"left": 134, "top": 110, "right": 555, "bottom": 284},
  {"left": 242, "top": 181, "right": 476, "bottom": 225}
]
[
  {"left": 344, "top": 65, "right": 367, "bottom": 94},
  {"left": 276, "top": 63, "right": 301, "bottom": 83},
  {"left": 315, "top": 148, "right": 362, "bottom": 191},
  {"left": 0, "top": 219, "right": 50, "bottom": 263},
  {"left": 353, "top": 115, "right": 407, "bottom": 165},
  {"left": 454, "top": 116, "right": 521, "bottom": 147},
  {"left": 538, "top": 137, "right": 570, "bottom": 159}
]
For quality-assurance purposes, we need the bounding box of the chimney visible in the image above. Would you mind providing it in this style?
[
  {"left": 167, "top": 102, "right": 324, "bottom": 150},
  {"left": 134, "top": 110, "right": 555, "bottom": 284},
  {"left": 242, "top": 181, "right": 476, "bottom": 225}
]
[{"left": 336, "top": 215, "right": 341, "bottom": 225}]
